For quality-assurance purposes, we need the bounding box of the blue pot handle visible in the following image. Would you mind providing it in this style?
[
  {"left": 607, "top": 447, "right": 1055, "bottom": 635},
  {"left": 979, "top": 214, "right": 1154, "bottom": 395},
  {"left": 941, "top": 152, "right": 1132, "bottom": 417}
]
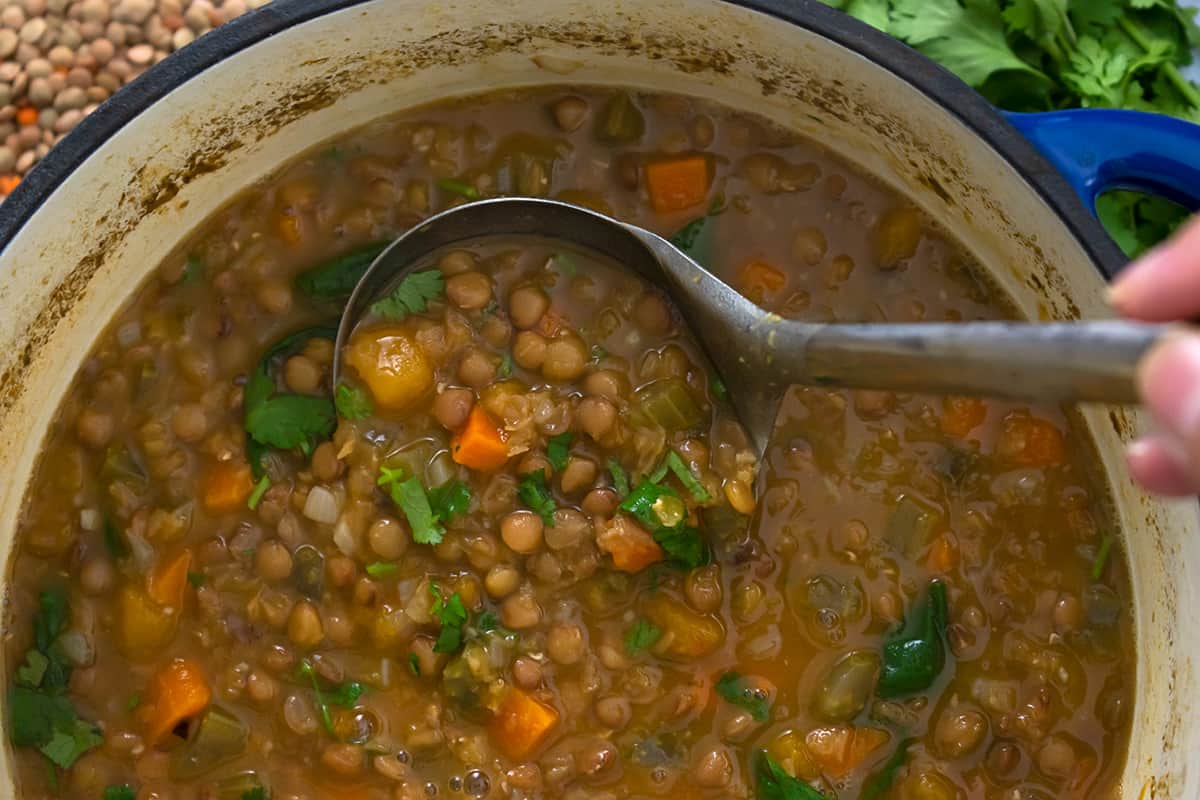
[{"left": 1006, "top": 109, "right": 1200, "bottom": 213}]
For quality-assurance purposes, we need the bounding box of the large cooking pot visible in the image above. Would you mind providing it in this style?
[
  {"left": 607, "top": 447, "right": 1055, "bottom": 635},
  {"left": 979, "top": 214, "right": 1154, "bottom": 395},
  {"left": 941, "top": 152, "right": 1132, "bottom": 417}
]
[{"left": 2, "top": 0, "right": 1200, "bottom": 795}]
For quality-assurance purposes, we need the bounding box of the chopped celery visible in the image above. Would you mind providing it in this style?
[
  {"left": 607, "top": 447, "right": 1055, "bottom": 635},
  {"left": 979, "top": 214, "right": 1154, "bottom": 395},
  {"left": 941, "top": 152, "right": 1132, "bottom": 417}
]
[
  {"left": 595, "top": 93, "right": 645, "bottom": 143},
  {"left": 634, "top": 378, "right": 704, "bottom": 431}
]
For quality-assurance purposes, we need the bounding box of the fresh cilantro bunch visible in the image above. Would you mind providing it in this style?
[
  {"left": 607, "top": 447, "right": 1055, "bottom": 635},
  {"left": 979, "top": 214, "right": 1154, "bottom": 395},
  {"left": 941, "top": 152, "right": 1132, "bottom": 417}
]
[{"left": 821, "top": 0, "right": 1200, "bottom": 256}]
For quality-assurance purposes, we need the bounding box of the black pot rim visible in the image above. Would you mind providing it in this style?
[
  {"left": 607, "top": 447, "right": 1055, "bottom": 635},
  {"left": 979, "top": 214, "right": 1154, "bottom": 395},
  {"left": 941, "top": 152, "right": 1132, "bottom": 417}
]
[{"left": 0, "top": 0, "right": 1127, "bottom": 277}]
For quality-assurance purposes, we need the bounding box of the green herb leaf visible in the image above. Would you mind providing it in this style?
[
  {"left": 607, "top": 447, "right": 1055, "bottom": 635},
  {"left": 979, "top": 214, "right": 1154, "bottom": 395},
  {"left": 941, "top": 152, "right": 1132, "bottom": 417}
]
[
  {"left": 370, "top": 270, "right": 445, "bottom": 321},
  {"left": 408, "top": 653, "right": 421, "bottom": 676},
  {"left": 860, "top": 739, "right": 914, "bottom": 800},
  {"left": 241, "top": 788, "right": 269, "bottom": 800},
  {"left": 624, "top": 619, "right": 662, "bottom": 654},
  {"left": 877, "top": 580, "right": 950, "bottom": 698},
  {"left": 1091, "top": 533, "right": 1115, "bottom": 580},
  {"left": 428, "top": 480, "right": 471, "bottom": 522},
  {"left": 436, "top": 177, "right": 481, "bottom": 200},
  {"left": 103, "top": 517, "right": 128, "bottom": 558},
  {"left": 294, "top": 242, "right": 388, "bottom": 303},
  {"left": 328, "top": 681, "right": 365, "bottom": 709},
  {"left": 664, "top": 451, "right": 712, "bottom": 503},
  {"left": 518, "top": 470, "right": 556, "bottom": 526},
  {"left": 335, "top": 383, "right": 373, "bottom": 420},
  {"left": 183, "top": 254, "right": 204, "bottom": 284},
  {"left": 295, "top": 658, "right": 335, "bottom": 736},
  {"left": 247, "top": 474, "right": 271, "bottom": 511},
  {"left": 104, "top": 785, "right": 137, "bottom": 800},
  {"left": 35, "top": 587, "right": 68, "bottom": 654},
  {"left": 546, "top": 432, "right": 573, "bottom": 472},
  {"left": 716, "top": 672, "right": 770, "bottom": 722},
  {"left": 39, "top": 717, "right": 104, "bottom": 769},
  {"left": 125, "top": 694, "right": 140, "bottom": 712},
  {"left": 430, "top": 583, "right": 469, "bottom": 654},
  {"left": 476, "top": 610, "right": 502, "bottom": 633},
  {"left": 186, "top": 571, "right": 205, "bottom": 588},
  {"left": 554, "top": 252, "right": 580, "bottom": 277},
  {"left": 496, "top": 352, "right": 514, "bottom": 379},
  {"left": 653, "top": 525, "right": 707, "bottom": 570},
  {"left": 669, "top": 212, "right": 717, "bottom": 268},
  {"left": 608, "top": 458, "right": 630, "bottom": 497},
  {"left": 365, "top": 562, "right": 399, "bottom": 578},
  {"left": 15, "top": 651, "right": 48, "bottom": 689},
  {"left": 755, "top": 751, "right": 826, "bottom": 800},
  {"left": 709, "top": 373, "right": 729, "bottom": 402},
  {"left": 378, "top": 468, "right": 444, "bottom": 545}
]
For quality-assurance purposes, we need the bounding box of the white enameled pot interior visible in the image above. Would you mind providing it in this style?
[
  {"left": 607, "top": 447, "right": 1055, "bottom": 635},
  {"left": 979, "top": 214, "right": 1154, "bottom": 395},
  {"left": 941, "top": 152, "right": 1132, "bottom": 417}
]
[{"left": 0, "top": 0, "right": 1196, "bottom": 795}]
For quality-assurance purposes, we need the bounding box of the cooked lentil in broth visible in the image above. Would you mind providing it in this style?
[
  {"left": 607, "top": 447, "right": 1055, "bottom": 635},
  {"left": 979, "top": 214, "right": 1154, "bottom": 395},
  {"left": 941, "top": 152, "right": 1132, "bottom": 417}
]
[{"left": 5, "top": 87, "right": 1131, "bottom": 800}]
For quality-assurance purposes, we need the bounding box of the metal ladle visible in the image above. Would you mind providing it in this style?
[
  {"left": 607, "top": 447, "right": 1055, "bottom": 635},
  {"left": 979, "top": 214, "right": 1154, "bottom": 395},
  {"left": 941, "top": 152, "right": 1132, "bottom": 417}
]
[{"left": 334, "top": 197, "right": 1170, "bottom": 452}]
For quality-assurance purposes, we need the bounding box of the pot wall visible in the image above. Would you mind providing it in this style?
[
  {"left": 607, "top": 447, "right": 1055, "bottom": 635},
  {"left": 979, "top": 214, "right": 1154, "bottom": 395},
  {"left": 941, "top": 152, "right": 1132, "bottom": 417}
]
[{"left": 0, "top": 0, "right": 1196, "bottom": 795}]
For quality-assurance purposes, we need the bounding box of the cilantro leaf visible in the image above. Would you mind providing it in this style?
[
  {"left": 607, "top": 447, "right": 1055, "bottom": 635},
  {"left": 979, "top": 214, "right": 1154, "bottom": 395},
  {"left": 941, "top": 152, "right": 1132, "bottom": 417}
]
[
  {"left": 436, "top": 178, "right": 481, "bottom": 200},
  {"left": 379, "top": 468, "right": 444, "bottom": 545},
  {"left": 35, "top": 587, "right": 68, "bottom": 654},
  {"left": 103, "top": 517, "right": 128, "bottom": 558},
  {"left": 186, "top": 571, "right": 205, "bottom": 588},
  {"left": 476, "top": 610, "right": 503, "bottom": 633},
  {"left": 247, "top": 475, "right": 271, "bottom": 511},
  {"left": 294, "top": 242, "right": 388, "bottom": 303},
  {"left": 408, "top": 653, "right": 421, "bottom": 676},
  {"left": 365, "top": 562, "right": 399, "bottom": 578},
  {"left": 518, "top": 470, "right": 556, "bottom": 526},
  {"left": 15, "top": 651, "right": 48, "bottom": 688},
  {"left": 664, "top": 451, "right": 712, "bottom": 503},
  {"left": 430, "top": 583, "right": 469, "bottom": 654},
  {"left": 624, "top": 619, "right": 662, "bottom": 654},
  {"left": 620, "top": 480, "right": 708, "bottom": 568},
  {"left": 497, "top": 352, "right": 514, "bottom": 379},
  {"left": 608, "top": 458, "right": 630, "bottom": 497},
  {"left": 295, "top": 658, "right": 335, "bottom": 735},
  {"left": 335, "top": 383, "right": 373, "bottom": 420},
  {"left": 755, "top": 751, "right": 826, "bottom": 800},
  {"left": 1091, "top": 532, "right": 1115, "bottom": 580},
  {"left": 241, "top": 789, "right": 269, "bottom": 800},
  {"left": 104, "top": 786, "right": 137, "bottom": 800},
  {"left": 546, "top": 432, "right": 572, "bottom": 472},
  {"left": 371, "top": 270, "right": 445, "bottom": 321},
  {"left": 890, "top": 0, "right": 1050, "bottom": 87},
  {"left": 653, "top": 525, "right": 707, "bottom": 569},
  {"left": 328, "top": 681, "right": 365, "bottom": 709},
  {"left": 860, "top": 739, "right": 914, "bottom": 800},
  {"left": 716, "top": 672, "right": 771, "bottom": 722},
  {"left": 428, "top": 480, "right": 471, "bottom": 522},
  {"left": 39, "top": 717, "right": 103, "bottom": 769}
]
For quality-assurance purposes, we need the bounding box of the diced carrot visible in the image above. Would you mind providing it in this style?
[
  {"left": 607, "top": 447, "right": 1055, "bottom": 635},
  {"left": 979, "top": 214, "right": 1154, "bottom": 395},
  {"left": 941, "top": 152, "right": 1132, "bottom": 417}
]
[
  {"left": 535, "top": 310, "right": 567, "bottom": 339},
  {"left": 116, "top": 584, "right": 180, "bottom": 660},
  {"left": 996, "top": 410, "right": 1066, "bottom": 467},
  {"left": 489, "top": 688, "right": 559, "bottom": 760},
  {"left": 138, "top": 658, "right": 212, "bottom": 747},
  {"left": 345, "top": 326, "right": 435, "bottom": 412},
  {"left": 645, "top": 155, "right": 710, "bottom": 213},
  {"left": 0, "top": 174, "right": 20, "bottom": 195},
  {"left": 202, "top": 460, "right": 255, "bottom": 513},
  {"left": 805, "top": 725, "right": 890, "bottom": 778},
  {"left": 597, "top": 514, "right": 664, "bottom": 573},
  {"left": 767, "top": 729, "right": 821, "bottom": 781},
  {"left": 148, "top": 549, "right": 193, "bottom": 609},
  {"left": 451, "top": 406, "right": 509, "bottom": 472},
  {"left": 641, "top": 593, "right": 725, "bottom": 659},
  {"left": 926, "top": 532, "right": 958, "bottom": 574},
  {"left": 738, "top": 260, "right": 787, "bottom": 303},
  {"left": 16, "top": 106, "right": 36, "bottom": 126},
  {"left": 940, "top": 396, "right": 987, "bottom": 437}
]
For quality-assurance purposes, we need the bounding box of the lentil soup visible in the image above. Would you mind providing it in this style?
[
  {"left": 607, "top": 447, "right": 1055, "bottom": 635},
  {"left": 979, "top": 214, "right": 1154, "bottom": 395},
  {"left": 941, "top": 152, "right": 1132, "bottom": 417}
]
[{"left": 4, "top": 87, "right": 1131, "bottom": 800}]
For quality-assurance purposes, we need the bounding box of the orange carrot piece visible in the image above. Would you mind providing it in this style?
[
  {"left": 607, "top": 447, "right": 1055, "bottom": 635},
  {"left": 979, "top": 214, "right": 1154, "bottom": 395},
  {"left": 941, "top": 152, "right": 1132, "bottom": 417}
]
[
  {"left": 489, "top": 688, "right": 559, "bottom": 760},
  {"left": 996, "top": 411, "right": 1066, "bottom": 467},
  {"left": 645, "top": 155, "right": 710, "bottom": 213},
  {"left": 0, "top": 174, "right": 20, "bottom": 195},
  {"left": 534, "top": 310, "right": 567, "bottom": 339},
  {"left": 597, "top": 514, "right": 664, "bottom": 573},
  {"left": 926, "top": 532, "right": 958, "bottom": 574},
  {"left": 738, "top": 260, "right": 787, "bottom": 302},
  {"left": 137, "top": 658, "right": 212, "bottom": 747},
  {"left": 16, "top": 106, "right": 36, "bottom": 126},
  {"left": 451, "top": 406, "right": 509, "bottom": 472},
  {"left": 148, "top": 549, "right": 193, "bottom": 609},
  {"left": 805, "top": 725, "right": 889, "bottom": 778},
  {"left": 276, "top": 210, "right": 304, "bottom": 246},
  {"left": 940, "top": 396, "right": 988, "bottom": 437},
  {"left": 202, "top": 460, "right": 255, "bottom": 513}
]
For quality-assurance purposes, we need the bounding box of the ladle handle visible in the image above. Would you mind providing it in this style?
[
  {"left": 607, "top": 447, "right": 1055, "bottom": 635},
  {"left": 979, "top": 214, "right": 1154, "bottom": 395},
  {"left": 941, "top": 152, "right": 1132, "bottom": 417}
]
[{"left": 797, "top": 320, "right": 1172, "bottom": 404}]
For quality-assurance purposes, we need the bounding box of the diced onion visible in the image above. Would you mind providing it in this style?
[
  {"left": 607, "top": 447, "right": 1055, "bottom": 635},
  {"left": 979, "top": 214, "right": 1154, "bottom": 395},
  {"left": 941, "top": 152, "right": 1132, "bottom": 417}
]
[
  {"left": 332, "top": 516, "right": 356, "bottom": 556},
  {"left": 116, "top": 321, "right": 142, "bottom": 348},
  {"left": 126, "top": 528, "right": 155, "bottom": 572},
  {"left": 57, "top": 630, "right": 95, "bottom": 667},
  {"left": 79, "top": 508, "right": 101, "bottom": 532},
  {"left": 303, "top": 486, "right": 339, "bottom": 524},
  {"left": 426, "top": 450, "right": 456, "bottom": 489}
]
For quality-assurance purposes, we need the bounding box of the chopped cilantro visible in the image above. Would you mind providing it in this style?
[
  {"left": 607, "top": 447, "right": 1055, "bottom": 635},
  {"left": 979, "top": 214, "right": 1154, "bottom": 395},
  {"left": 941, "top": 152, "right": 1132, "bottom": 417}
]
[
  {"left": 755, "top": 751, "right": 825, "bottom": 800},
  {"left": 295, "top": 658, "right": 337, "bottom": 736},
  {"left": 183, "top": 254, "right": 203, "bottom": 284},
  {"left": 546, "top": 432, "right": 572, "bottom": 472},
  {"left": 365, "top": 562, "right": 399, "bottom": 578},
  {"left": 430, "top": 583, "right": 469, "bottom": 654},
  {"left": 408, "top": 653, "right": 421, "bottom": 676},
  {"left": 39, "top": 718, "right": 104, "bottom": 769},
  {"left": 125, "top": 693, "right": 140, "bottom": 712},
  {"left": 716, "top": 672, "right": 770, "bottom": 722},
  {"left": 653, "top": 525, "right": 707, "bottom": 570},
  {"left": 620, "top": 480, "right": 707, "bottom": 569},
  {"left": 709, "top": 373, "right": 729, "bottom": 402},
  {"left": 186, "top": 571, "right": 205, "bottom": 588},
  {"left": 104, "top": 785, "right": 136, "bottom": 800},
  {"left": 335, "top": 383, "right": 373, "bottom": 420},
  {"left": 476, "top": 610, "right": 502, "bottom": 633},
  {"left": 242, "top": 789, "right": 269, "bottom": 800},
  {"left": 436, "top": 177, "right": 481, "bottom": 200},
  {"left": 378, "top": 467, "right": 443, "bottom": 545},
  {"left": 428, "top": 479, "right": 471, "bottom": 522},
  {"left": 664, "top": 451, "right": 711, "bottom": 503},
  {"left": 608, "top": 458, "right": 630, "bottom": 497},
  {"left": 518, "top": 470, "right": 556, "bottom": 526},
  {"left": 15, "top": 651, "right": 47, "bottom": 689},
  {"left": 102, "top": 517, "right": 128, "bottom": 558},
  {"left": 624, "top": 619, "right": 662, "bottom": 654},
  {"left": 860, "top": 739, "right": 914, "bottom": 800},
  {"left": 247, "top": 474, "right": 271, "bottom": 510},
  {"left": 554, "top": 253, "right": 580, "bottom": 277},
  {"left": 328, "top": 680, "right": 365, "bottom": 709},
  {"left": 1092, "top": 533, "right": 1114, "bottom": 581},
  {"left": 497, "top": 352, "right": 513, "bottom": 379},
  {"left": 370, "top": 270, "right": 445, "bottom": 321}
]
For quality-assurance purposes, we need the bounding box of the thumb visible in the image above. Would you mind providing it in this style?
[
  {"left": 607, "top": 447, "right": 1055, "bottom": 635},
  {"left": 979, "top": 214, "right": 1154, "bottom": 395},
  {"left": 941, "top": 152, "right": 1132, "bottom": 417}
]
[{"left": 1138, "top": 333, "right": 1200, "bottom": 487}]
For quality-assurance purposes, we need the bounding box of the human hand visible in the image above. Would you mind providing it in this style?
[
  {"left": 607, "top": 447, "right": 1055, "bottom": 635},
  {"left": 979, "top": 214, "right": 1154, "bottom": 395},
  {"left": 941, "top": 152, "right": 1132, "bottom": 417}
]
[{"left": 1110, "top": 217, "right": 1200, "bottom": 495}]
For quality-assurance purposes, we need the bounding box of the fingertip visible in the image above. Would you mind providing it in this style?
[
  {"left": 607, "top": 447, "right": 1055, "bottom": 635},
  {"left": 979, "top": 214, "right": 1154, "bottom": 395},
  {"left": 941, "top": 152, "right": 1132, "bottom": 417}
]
[
  {"left": 1126, "top": 437, "right": 1200, "bottom": 497},
  {"left": 1137, "top": 334, "right": 1200, "bottom": 439}
]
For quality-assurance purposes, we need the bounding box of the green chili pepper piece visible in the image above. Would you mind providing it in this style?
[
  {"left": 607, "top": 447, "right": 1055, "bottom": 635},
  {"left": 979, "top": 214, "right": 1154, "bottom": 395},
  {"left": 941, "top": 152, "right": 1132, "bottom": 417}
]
[{"left": 877, "top": 580, "right": 949, "bottom": 698}]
